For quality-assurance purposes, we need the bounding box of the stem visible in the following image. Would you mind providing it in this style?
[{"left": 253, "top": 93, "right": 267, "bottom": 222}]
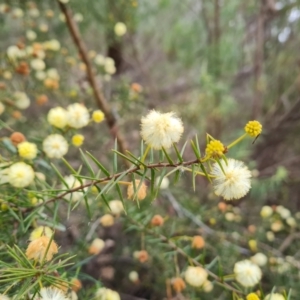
[
  {"left": 57, "top": 1, "right": 130, "bottom": 167},
  {"left": 140, "top": 145, "right": 151, "bottom": 164},
  {"left": 227, "top": 133, "right": 247, "bottom": 149},
  {"left": 181, "top": 167, "right": 215, "bottom": 178}
]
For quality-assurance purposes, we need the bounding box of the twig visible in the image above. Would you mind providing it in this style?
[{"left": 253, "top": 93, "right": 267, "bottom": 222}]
[
  {"left": 57, "top": 1, "right": 129, "bottom": 166},
  {"left": 22, "top": 159, "right": 201, "bottom": 212}
]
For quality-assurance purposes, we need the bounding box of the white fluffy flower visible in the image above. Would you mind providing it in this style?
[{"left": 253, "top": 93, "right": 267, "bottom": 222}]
[
  {"left": 211, "top": 158, "right": 251, "bottom": 200},
  {"left": 260, "top": 206, "right": 273, "bottom": 218},
  {"left": 264, "top": 293, "right": 285, "bottom": 300},
  {"left": 67, "top": 103, "right": 90, "bottom": 128},
  {"left": 43, "top": 39, "right": 61, "bottom": 51},
  {"left": 37, "top": 287, "right": 69, "bottom": 300},
  {"left": 140, "top": 110, "right": 184, "bottom": 150},
  {"left": 94, "top": 54, "right": 105, "bottom": 65},
  {"left": 47, "top": 107, "right": 68, "bottom": 128},
  {"left": 35, "top": 71, "right": 47, "bottom": 81},
  {"left": 104, "top": 57, "right": 116, "bottom": 75},
  {"left": 234, "top": 259, "right": 262, "bottom": 287},
  {"left": 14, "top": 92, "right": 30, "bottom": 109},
  {"left": 155, "top": 176, "right": 169, "bottom": 189},
  {"left": 114, "top": 22, "right": 127, "bottom": 36},
  {"left": 109, "top": 200, "right": 124, "bottom": 215},
  {"left": 95, "top": 288, "right": 120, "bottom": 300},
  {"left": 47, "top": 68, "right": 60, "bottom": 80},
  {"left": 43, "top": 134, "right": 68, "bottom": 159},
  {"left": 26, "top": 30, "right": 37, "bottom": 41},
  {"left": 276, "top": 205, "right": 291, "bottom": 219},
  {"left": 8, "top": 162, "right": 35, "bottom": 188},
  {"left": 184, "top": 266, "right": 208, "bottom": 287},
  {"left": 7, "top": 45, "right": 22, "bottom": 60},
  {"left": 63, "top": 175, "right": 84, "bottom": 202},
  {"left": 251, "top": 252, "right": 268, "bottom": 267},
  {"left": 30, "top": 58, "right": 46, "bottom": 71},
  {"left": 0, "top": 294, "right": 10, "bottom": 300}
]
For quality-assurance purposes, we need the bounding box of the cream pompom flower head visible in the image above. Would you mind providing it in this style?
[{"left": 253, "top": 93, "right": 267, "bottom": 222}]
[
  {"left": 38, "top": 287, "right": 69, "bottom": 300},
  {"left": 211, "top": 158, "right": 252, "bottom": 200},
  {"left": 184, "top": 266, "right": 208, "bottom": 287},
  {"left": 67, "top": 103, "right": 90, "bottom": 129},
  {"left": 140, "top": 110, "right": 184, "bottom": 150},
  {"left": 234, "top": 259, "right": 262, "bottom": 287},
  {"left": 8, "top": 162, "right": 35, "bottom": 188},
  {"left": 43, "top": 134, "right": 68, "bottom": 159}
]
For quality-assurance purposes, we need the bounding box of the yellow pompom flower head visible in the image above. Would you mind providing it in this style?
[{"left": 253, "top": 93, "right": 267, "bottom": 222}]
[
  {"left": 72, "top": 134, "right": 84, "bottom": 147},
  {"left": 92, "top": 110, "right": 105, "bottom": 123},
  {"left": 246, "top": 293, "right": 260, "bottom": 300},
  {"left": 227, "top": 120, "right": 263, "bottom": 149},
  {"left": 17, "top": 141, "right": 38, "bottom": 160},
  {"left": 205, "top": 140, "right": 225, "bottom": 158},
  {"left": 245, "top": 120, "right": 262, "bottom": 137}
]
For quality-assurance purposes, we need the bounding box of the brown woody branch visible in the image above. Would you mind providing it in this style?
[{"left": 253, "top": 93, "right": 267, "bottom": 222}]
[{"left": 57, "top": 1, "right": 129, "bottom": 166}]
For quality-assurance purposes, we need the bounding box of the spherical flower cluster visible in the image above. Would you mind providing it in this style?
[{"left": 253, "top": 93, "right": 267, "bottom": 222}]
[
  {"left": 95, "top": 288, "right": 120, "bottom": 300},
  {"left": 29, "top": 226, "right": 53, "bottom": 241},
  {"left": 234, "top": 259, "right": 262, "bottom": 287},
  {"left": 37, "top": 287, "right": 69, "bottom": 300},
  {"left": 88, "top": 238, "right": 105, "bottom": 255},
  {"left": 67, "top": 103, "right": 90, "bottom": 128},
  {"left": 26, "top": 236, "right": 58, "bottom": 263},
  {"left": 14, "top": 91, "right": 30, "bottom": 109},
  {"left": 8, "top": 162, "right": 35, "bottom": 188},
  {"left": 264, "top": 293, "right": 285, "bottom": 300},
  {"left": 0, "top": 294, "right": 10, "bottom": 300},
  {"left": 47, "top": 107, "right": 68, "bottom": 128},
  {"left": 30, "top": 58, "right": 45, "bottom": 71},
  {"left": 211, "top": 158, "right": 252, "bottom": 200},
  {"left": 10, "top": 132, "right": 26, "bottom": 147},
  {"left": 246, "top": 293, "right": 260, "bottom": 300},
  {"left": 251, "top": 252, "right": 268, "bottom": 267},
  {"left": 191, "top": 235, "right": 205, "bottom": 249},
  {"left": 104, "top": 57, "right": 116, "bottom": 75},
  {"left": 140, "top": 110, "right": 184, "bottom": 150},
  {"left": 17, "top": 141, "right": 38, "bottom": 159},
  {"left": 205, "top": 140, "right": 225, "bottom": 158},
  {"left": 260, "top": 205, "right": 273, "bottom": 218},
  {"left": 127, "top": 180, "right": 147, "bottom": 201},
  {"left": 94, "top": 54, "right": 105, "bottom": 66},
  {"left": 43, "top": 39, "right": 61, "bottom": 51},
  {"left": 172, "top": 277, "right": 186, "bottom": 293},
  {"left": 245, "top": 120, "right": 262, "bottom": 137},
  {"left": 43, "top": 134, "right": 68, "bottom": 159},
  {"left": 100, "top": 214, "right": 114, "bottom": 227},
  {"left": 92, "top": 110, "right": 105, "bottom": 123},
  {"left": 109, "top": 200, "right": 124, "bottom": 216},
  {"left": 114, "top": 22, "right": 127, "bottom": 36},
  {"left": 72, "top": 134, "right": 84, "bottom": 147},
  {"left": 155, "top": 176, "right": 169, "bottom": 189},
  {"left": 184, "top": 266, "right": 208, "bottom": 287}
]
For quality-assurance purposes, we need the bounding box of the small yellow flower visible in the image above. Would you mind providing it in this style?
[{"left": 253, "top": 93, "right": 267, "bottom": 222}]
[
  {"left": 92, "top": 110, "right": 105, "bottom": 123},
  {"left": 17, "top": 141, "right": 38, "bottom": 159},
  {"left": 205, "top": 140, "right": 225, "bottom": 158},
  {"left": 29, "top": 226, "right": 53, "bottom": 241},
  {"left": 248, "top": 239, "right": 258, "bottom": 252},
  {"left": 246, "top": 293, "right": 260, "bottom": 300},
  {"left": 26, "top": 236, "right": 58, "bottom": 263},
  {"left": 100, "top": 214, "right": 114, "bottom": 227},
  {"left": 72, "top": 134, "right": 84, "bottom": 147},
  {"left": 245, "top": 121, "right": 262, "bottom": 137}
]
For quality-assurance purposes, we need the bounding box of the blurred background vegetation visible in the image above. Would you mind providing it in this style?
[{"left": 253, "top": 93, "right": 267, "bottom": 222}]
[{"left": 1, "top": 0, "right": 300, "bottom": 299}]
